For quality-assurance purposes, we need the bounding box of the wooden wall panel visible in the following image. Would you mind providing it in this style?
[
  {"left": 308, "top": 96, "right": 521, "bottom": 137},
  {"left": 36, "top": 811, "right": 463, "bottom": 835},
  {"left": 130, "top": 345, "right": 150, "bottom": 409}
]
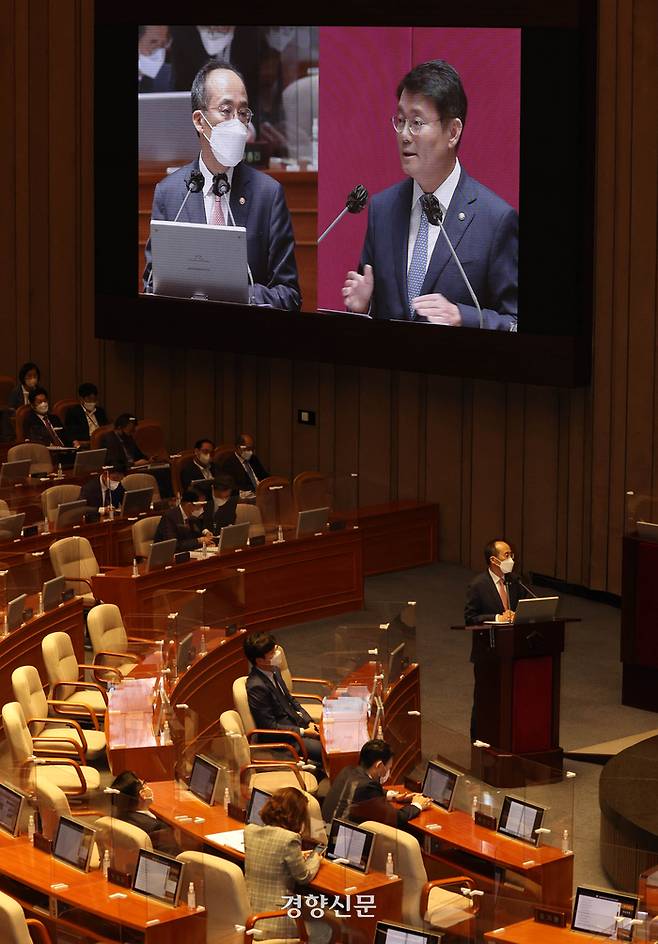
[{"left": 1, "top": 0, "right": 657, "bottom": 597}]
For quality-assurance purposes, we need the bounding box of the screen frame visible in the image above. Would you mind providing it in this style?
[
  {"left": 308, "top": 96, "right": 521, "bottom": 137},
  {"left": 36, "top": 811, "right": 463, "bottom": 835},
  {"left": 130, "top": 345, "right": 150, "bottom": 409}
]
[
  {"left": 326, "top": 817, "right": 376, "bottom": 873},
  {"left": 571, "top": 886, "right": 639, "bottom": 938},
  {"left": 0, "top": 783, "right": 25, "bottom": 838},
  {"left": 246, "top": 787, "right": 272, "bottom": 826},
  {"left": 188, "top": 753, "right": 222, "bottom": 806},
  {"left": 420, "top": 760, "right": 462, "bottom": 812},
  {"left": 496, "top": 794, "right": 546, "bottom": 846},
  {"left": 375, "top": 920, "right": 444, "bottom": 944},
  {"left": 121, "top": 487, "right": 154, "bottom": 517},
  {"left": 94, "top": 0, "right": 597, "bottom": 388},
  {"left": 132, "top": 848, "right": 185, "bottom": 906},
  {"left": 52, "top": 815, "right": 96, "bottom": 872}
]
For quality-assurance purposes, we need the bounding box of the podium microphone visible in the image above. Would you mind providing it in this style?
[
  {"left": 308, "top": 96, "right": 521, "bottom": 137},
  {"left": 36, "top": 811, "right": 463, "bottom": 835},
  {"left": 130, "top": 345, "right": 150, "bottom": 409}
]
[
  {"left": 212, "top": 172, "right": 230, "bottom": 197},
  {"left": 173, "top": 170, "right": 205, "bottom": 222},
  {"left": 318, "top": 184, "right": 368, "bottom": 244},
  {"left": 419, "top": 194, "right": 484, "bottom": 330}
]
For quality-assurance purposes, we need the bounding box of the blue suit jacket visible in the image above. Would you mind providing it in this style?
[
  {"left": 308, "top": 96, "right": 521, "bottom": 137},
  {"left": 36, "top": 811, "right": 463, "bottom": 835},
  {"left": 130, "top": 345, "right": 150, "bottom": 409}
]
[
  {"left": 360, "top": 168, "right": 518, "bottom": 330},
  {"left": 143, "top": 158, "right": 301, "bottom": 311}
]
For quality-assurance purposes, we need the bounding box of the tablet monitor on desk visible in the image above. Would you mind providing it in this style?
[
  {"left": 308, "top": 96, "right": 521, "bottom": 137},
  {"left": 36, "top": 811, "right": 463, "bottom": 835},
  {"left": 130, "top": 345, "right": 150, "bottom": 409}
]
[
  {"left": 375, "top": 921, "right": 443, "bottom": 944},
  {"left": 217, "top": 521, "right": 250, "bottom": 552},
  {"left": 121, "top": 487, "right": 154, "bottom": 517},
  {"left": 72, "top": 448, "right": 107, "bottom": 476},
  {"left": 146, "top": 538, "right": 177, "bottom": 572},
  {"left": 52, "top": 816, "right": 96, "bottom": 872},
  {"left": 0, "top": 513, "right": 26, "bottom": 540},
  {"left": 420, "top": 760, "right": 462, "bottom": 813},
  {"left": 496, "top": 795, "right": 546, "bottom": 846},
  {"left": 571, "top": 886, "right": 639, "bottom": 939},
  {"left": 7, "top": 594, "right": 27, "bottom": 631},
  {"left": 326, "top": 819, "right": 375, "bottom": 873},
  {"left": 189, "top": 754, "right": 222, "bottom": 806},
  {"left": 296, "top": 506, "right": 330, "bottom": 538},
  {"left": 0, "top": 783, "right": 25, "bottom": 837},
  {"left": 513, "top": 596, "right": 559, "bottom": 623},
  {"left": 42, "top": 575, "right": 66, "bottom": 612},
  {"left": 0, "top": 460, "right": 31, "bottom": 486},
  {"left": 54, "top": 500, "right": 87, "bottom": 530},
  {"left": 132, "top": 849, "right": 185, "bottom": 907},
  {"left": 246, "top": 787, "right": 272, "bottom": 826}
]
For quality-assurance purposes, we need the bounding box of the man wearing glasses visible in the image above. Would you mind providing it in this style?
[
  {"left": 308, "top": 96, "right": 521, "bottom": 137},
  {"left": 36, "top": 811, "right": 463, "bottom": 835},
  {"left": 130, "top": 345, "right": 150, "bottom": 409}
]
[
  {"left": 342, "top": 59, "right": 517, "bottom": 330},
  {"left": 143, "top": 60, "right": 300, "bottom": 310}
]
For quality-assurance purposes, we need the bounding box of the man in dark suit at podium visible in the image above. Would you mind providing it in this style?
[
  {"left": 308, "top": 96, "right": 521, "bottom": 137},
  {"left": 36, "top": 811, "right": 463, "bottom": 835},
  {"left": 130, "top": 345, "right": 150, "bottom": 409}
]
[{"left": 464, "top": 539, "right": 521, "bottom": 739}]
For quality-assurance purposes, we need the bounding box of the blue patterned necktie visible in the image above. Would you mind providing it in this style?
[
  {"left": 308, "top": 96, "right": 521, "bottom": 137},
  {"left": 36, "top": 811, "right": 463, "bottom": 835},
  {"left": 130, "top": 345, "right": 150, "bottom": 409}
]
[{"left": 407, "top": 198, "right": 430, "bottom": 317}]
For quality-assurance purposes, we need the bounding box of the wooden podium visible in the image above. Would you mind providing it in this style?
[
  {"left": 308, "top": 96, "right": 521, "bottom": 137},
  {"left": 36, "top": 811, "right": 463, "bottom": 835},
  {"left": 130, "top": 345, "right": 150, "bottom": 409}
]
[{"left": 468, "top": 619, "right": 568, "bottom": 786}]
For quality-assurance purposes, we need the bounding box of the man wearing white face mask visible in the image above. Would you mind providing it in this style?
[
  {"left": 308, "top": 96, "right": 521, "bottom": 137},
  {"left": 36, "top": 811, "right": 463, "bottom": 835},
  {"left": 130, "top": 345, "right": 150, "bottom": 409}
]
[
  {"left": 154, "top": 489, "right": 215, "bottom": 552},
  {"left": 143, "top": 59, "right": 300, "bottom": 310},
  {"left": 24, "top": 387, "right": 67, "bottom": 447},
  {"left": 64, "top": 382, "right": 109, "bottom": 447},
  {"left": 81, "top": 468, "right": 124, "bottom": 512},
  {"left": 202, "top": 475, "right": 238, "bottom": 534},
  {"left": 138, "top": 25, "right": 173, "bottom": 93},
  {"left": 218, "top": 432, "right": 270, "bottom": 499}
]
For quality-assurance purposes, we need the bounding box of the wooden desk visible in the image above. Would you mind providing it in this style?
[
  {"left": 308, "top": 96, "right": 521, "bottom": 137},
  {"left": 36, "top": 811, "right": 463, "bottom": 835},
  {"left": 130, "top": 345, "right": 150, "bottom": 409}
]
[
  {"left": 486, "top": 918, "right": 604, "bottom": 942},
  {"left": 150, "top": 780, "right": 402, "bottom": 942},
  {"left": 407, "top": 805, "right": 573, "bottom": 913},
  {"left": 0, "top": 831, "right": 205, "bottom": 943}
]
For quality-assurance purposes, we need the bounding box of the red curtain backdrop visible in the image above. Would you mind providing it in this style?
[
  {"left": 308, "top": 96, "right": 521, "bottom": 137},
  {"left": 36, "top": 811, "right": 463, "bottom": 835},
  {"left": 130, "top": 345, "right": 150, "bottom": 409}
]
[{"left": 317, "top": 26, "right": 521, "bottom": 311}]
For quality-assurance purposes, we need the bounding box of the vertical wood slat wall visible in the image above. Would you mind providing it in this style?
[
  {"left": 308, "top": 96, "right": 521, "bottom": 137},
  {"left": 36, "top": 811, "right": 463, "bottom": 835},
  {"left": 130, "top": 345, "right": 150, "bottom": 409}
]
[{"left": 1, "top": 0, "right": 656, "bottom": 594}]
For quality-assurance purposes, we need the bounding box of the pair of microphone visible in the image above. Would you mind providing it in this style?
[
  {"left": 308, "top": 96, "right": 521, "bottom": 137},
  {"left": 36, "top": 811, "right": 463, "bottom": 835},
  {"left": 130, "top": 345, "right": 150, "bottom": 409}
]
[{"left": 173, "top": 170, "right": 230, "bottom": 222}]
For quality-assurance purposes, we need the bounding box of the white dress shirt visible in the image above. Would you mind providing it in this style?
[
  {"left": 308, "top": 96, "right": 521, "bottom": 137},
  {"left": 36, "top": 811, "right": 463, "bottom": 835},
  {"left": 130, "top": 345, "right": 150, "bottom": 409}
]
[
  {"left": 199, "top": 153, "right": 234, "bottom": 225},
  {"left": 407, "top": 158, "right": 461, "bottom": 276}
]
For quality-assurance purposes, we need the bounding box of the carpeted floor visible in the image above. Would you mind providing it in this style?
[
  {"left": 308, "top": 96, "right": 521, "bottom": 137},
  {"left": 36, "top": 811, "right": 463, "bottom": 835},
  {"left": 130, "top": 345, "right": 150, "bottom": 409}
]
[{"left": 279, "top": 561, "right": 658, "bottom": 892}]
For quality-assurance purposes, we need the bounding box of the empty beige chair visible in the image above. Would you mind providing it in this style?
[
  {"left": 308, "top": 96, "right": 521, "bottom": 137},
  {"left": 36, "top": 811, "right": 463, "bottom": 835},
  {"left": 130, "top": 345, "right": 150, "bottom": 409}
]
[
  {"left": 177, "top": 851, "right": 308, "bottom": 944},
  {"left": 35, "top": 780, "right": 101, "bottom": 869},
  {"left": 86, "top": 603, "right": 144, "bottom": 680},
  {"left": 121, "top": 471, "right": 159, "bottom": 502},
  {"left": 220, "top": 709, "right": 318, "bottom": 797},
  {"left": 94, "top": 817, "right": 152, "bottom": 875},
  {"left": 132, "top": 514, "right": 161, "bottom": 558},
  {"left": 41, "top": 632, "right": 108, "bottom": 724},
  {"left": 361, "top": 820, "right": 481, "bottom": 932},
  {"left": 41, "top": 483, "right": 82, "bottom": 521},
  {"left": 48, "top": 535, "right": 100, "bottom": 606},
  {"left": 0, "top": 889, "right": 53, "bottom": 944},
  {"left": 0, "top": 499, "right": 10, "bottom": 518},
  {"left": 235, "top": 502, "right": 265, "bottom": 539},
  {"left": 11, "top": 665, "right": 106, "bottom": 761},
  {"left": 8, "top": 442, "right": 52, "bottom": 476},
  {"left": 276, "top": 644, "right": 330, "bottom": 724},
  {"left": 2, "top": 701, "right": 100, "bottom": 797}
]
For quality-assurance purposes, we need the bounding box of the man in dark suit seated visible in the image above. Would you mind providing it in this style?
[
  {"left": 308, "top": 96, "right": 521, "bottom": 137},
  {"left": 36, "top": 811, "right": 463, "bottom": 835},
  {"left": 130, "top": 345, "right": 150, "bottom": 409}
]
[
  {"left": 110, "top": 770, "right": 179, "bottom": 856},
  {"left": 153, "top": 490, "right": 215, "bottom": 553},
  {"left": 23, "top": 387, "right": 67, "bottom": 446},
  {"left": 219, "top": 433, "right": 269, "bottom": 499},
  {"left": 179, "top": 438, "right": 217, "bottom": 491},
  {"left": 80, "top": 468, "right": 124, "bottom": 512},
  {"left": 342, "top": 60, "right": 517, "bottom": 330},
  {"left": 323, "top": 739, "right": 431, "bottom": 827},
  {"left": 100, "top": 414, "right": 150, "bottom": 474},
  {"left": 142, "top": 59, "right": 301, "bottom": 310},
  {"left": 8, "top": 362, "right": 41, "bottom": 410},
  {"left": 464, "top": 538, "right": 521, "bottom": 739},
  {"left": 244, "top": 632, "right": 325, "bottom": 773},
  {"left": 64, "top": 383, "right": 109, "bottom": 447},
  {"left": 202, "top": 475, "right": 238, "bottom": 534}
]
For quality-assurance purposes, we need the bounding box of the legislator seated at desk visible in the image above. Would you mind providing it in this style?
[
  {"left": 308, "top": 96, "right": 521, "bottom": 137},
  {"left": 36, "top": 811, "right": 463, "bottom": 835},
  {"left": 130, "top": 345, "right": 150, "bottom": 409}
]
[
  {"left": 23, "top": 387, "right": 68, "bottom": 447},
  {"left": 202, "top": 475, "right": 238, "bottom": 533},
  {"left": 80, "top": 467, "right": 125, "bottom": 511},
  {"left": 323, "top": 739, "right": 431, "bottom": 827},
  {"left": 100, "top": 414, "right": 149, "bottom": 473},
  {"left": 110, "top": 770, "right": 180, "bottom": 856},
  {"left": 64, "top": 382, "right": 110, "bottom": 447},
  {"left": 179, "top": 438, "right": 218, "bottom": 490},
  {"left": 7, "top": 361, "right": 41, "bottom": 410},
  {"left": 218, "top": 433, "right": 270, "bottom": 499},
  {"left": 154, "top": 490, "right": 215, "bottom": 552}
]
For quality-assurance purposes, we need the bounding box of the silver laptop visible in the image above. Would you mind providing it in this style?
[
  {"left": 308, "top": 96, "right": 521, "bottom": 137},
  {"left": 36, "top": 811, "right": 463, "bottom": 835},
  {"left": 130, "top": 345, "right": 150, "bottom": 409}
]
[
  {"left": 150, "top": 220, "right": 249, "bottom": 304},
  {"left": 54, "top": 500, "right": 87, "bottom": 530},
  {"left": 296, "top": 506, "right": 330, "bottom": 538},
  {"left": 0, "top": 513, "right": 26, "bottom": 539},
  {"left": 146, "top": 538, "right": 177, "bottom": 572},
  {"left": 0, "top": 460, "right": 31, "bottom": 485},
  {"left": 218, "top": 521, "right": 250, "bottom": 552},
  {"left": 138, "top": 91, "right": 198, "bottom": 163},
  {"left": 72, "top": 448, "right": 107, "bottom": 476},
  {"left": 636, "top": 520, "right": 658, "bottom": 542},
  {"left": 514, "top": 596, "right": 559, "bottom": 623}
]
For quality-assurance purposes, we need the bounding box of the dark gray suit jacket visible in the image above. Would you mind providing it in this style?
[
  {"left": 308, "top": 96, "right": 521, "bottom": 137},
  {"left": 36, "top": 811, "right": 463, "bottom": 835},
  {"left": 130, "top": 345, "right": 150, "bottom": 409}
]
[
  {"left": 143, "top": 158, "right": 301, "bottom": 311},
  {"left": 464, "top": 570, "right": 522, "bottom": 662},
  {"left": 360, "top": 167, "right": 518, "bottom": 330}
]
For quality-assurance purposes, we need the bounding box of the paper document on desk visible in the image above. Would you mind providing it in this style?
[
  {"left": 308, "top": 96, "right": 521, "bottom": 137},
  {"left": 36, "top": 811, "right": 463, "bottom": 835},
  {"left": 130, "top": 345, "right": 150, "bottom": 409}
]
[{"left": 205, "top": 829, "right": 245, "bottom": 852}]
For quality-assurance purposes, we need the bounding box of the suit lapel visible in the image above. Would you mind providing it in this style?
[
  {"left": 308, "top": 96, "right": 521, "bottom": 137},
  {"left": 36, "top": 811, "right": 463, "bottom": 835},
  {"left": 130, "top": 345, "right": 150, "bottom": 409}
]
[
  {"left": 421, "top": 168, "right": 477, "bottom": 294},
  {"left": 229, "top": 163, "right": 251, "bottom": 229},
  {"left": 178, "top": 160, "right": 206, "bottom": 223},
  {"left": 391, "top": 179, "right": 414, "bottom": 318},
  {"left": 486, "top": 573, "right": 505, "bottom": 614}
]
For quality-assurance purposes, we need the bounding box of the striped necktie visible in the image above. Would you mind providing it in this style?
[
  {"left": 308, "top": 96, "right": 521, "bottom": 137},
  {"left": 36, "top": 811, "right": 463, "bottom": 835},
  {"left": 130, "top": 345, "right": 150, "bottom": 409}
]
[{"left": 407, "top": 198, "right": 429, "bottom": 317}]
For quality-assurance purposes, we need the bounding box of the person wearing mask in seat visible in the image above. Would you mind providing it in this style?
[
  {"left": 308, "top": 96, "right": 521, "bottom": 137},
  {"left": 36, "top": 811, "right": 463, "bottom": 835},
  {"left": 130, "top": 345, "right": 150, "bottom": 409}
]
[
  {"left": 65, "top": 383, "right": 109, "bottom": 447},
  {"left": 153, "top": 489, "right": 215, "bottom": 552},
  {"left": 179, "top": 438, "right": 217, "bottom": 491},
  {"left": 8, "top": 362, "right": 41, "bottom": 410},
  {"left": 100, "top": 414, "right": 150, "bottom": 474},
  {"left": 219, "top": 432, "right": 269, "bottom": 499},
  {"left": 202, "top": 475, "right": 238, "bottom": 535},
  {"left": 23, "top": 387, "right": 67, "bottom": 447},
  {"left": 109, "top": 770, "right": 179, "bottom": 855},
  {"left": 80, "top": 468, "right": 125, "bottom": 512}
]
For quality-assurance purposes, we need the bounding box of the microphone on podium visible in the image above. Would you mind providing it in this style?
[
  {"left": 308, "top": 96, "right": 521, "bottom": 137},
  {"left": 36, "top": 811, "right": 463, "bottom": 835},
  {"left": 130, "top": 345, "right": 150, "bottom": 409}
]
[
  {"left": 317, "top": 184, "right": 369, "bottom": 244},
  {"left": 212, "top": 172, "right": 230, "bottom": 197},
  {"left": 419, "top": 193, "right": 484, "bottom": 330},
  {"left": 173, "top": 170, "right": 205, "bottom": 222}
]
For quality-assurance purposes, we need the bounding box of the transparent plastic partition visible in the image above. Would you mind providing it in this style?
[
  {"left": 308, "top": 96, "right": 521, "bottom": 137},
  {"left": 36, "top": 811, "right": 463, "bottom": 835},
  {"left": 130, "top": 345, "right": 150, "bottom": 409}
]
[
  {"left": 625, "top": 491, "right": 658, "bottom": 538},
  {"left": 0, "top": 485, "right": 44, "bottom": 538},
  {"left": 0, "top": 552, "right": 51, "bottom": 633}
]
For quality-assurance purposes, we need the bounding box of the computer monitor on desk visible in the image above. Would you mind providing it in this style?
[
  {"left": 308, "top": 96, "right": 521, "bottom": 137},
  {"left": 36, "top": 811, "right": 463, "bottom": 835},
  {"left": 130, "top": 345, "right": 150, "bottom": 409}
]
[
  {"left": 6, "top": 594, "right": 27, "bottom": 632},
  {"left": 54, "top": 500, "right": 87, "bottom": 530},
  {"left": 146, "top": 538, "right": 177, "bottom": 572},
  {"left": 420, "top": 760, "right": 462, "bottom": 813},
  {"left": 0, "top": 460, "right": 31, "bottom": 486},
  {"left": 72, "top": 448, "right": 107, "bottom": 476},
  {"left": 296, "top": 506, "right": 330, "bottom": 538},
  {"left": 571, "top": 886, "right": 639, "bottom": 939},
  {"left": 52, "top": 816, "right": 96, "bottom": 872},
  {"left": 121, "top": 487, "right": 153, "bottom": 517},
  {"left": 0, "top": 783, "right": 25, "bottom": 837},
  {"left": 496, "top": 795, "right": 546, "bottom": 846},
  {"left": 326, "top": 819, "right": 375, "bottom": 873},
  {"left": 132, "top": 849, "right": 185, "bottom": 907},
  {"left": 0, "top": 513, "right": 26, "bottom": 540},
  {"left": 375, "top": 922, "right": 443, "bottom": 944},
  {"left": 514, "top": 596, "right": 559, "bottom": 623}
]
